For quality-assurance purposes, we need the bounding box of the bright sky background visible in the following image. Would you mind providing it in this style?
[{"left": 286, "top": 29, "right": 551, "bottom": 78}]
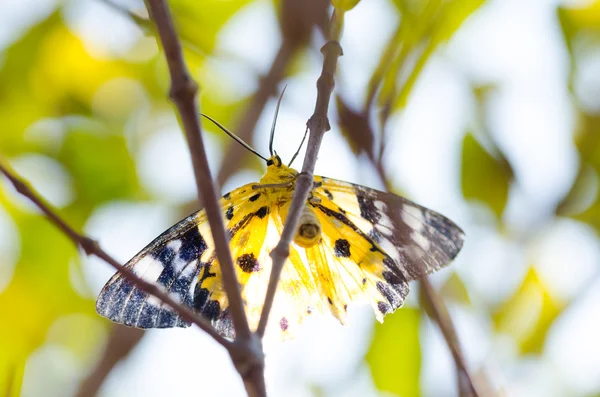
[{"left": 2, "top": 0, "right": 600, "bottom": 396}]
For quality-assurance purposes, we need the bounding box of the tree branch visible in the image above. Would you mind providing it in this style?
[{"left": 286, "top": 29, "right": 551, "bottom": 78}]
[
  {"left": 144, "top": 1, "right": 269, "bottom": 395},
  {"left": 0, "top": 158, "right": 230, "bottom": 348},
  {"left": 145, "top": 0, "right": 251, "bottom": 342},
  {"left": 257, "top": 9, "right": 344, "bottom": 337}
]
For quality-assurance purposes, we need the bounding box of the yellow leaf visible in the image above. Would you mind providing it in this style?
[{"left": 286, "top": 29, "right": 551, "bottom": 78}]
[{"left": 493, "top": 268, "right": 563, "bottom": 354}]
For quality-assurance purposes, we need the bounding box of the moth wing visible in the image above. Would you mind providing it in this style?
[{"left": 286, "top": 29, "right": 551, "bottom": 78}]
[
  {"left": 196, "top": 195, "right": 326, "bottom": 340},
  {"left": 314, "top": 176, "right": 464, "bottom": 281},
  {"left": 95, "top": 183, "right": 257, "bottom": 331},
  {"left": 307, "top": 195, "right": 410, "bottom": 323}
]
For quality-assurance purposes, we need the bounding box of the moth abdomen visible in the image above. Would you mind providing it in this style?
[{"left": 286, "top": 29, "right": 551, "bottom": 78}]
[{"left": 294, "top": 205, "right": 322, "bottom": 248}]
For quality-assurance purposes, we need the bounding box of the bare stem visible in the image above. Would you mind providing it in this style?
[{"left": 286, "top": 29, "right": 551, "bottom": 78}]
[
  {"left": 257, "top": 9, "right": 344, "bottom": 338},
  {"left": 145, "top": 0, "right": 251, "bottom": 342},
  {"left": 0, "top": 158, "right": 230, "bottom": 348}
]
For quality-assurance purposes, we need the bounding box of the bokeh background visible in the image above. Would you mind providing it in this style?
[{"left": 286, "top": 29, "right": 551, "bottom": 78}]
[{"left": 1, "top": 0, "right": 600, "bottom": 396}]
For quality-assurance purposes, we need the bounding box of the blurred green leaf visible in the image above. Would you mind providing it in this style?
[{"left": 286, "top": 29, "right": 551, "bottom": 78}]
[
  {"left": 168, "top": 0, "right": 254, "bottom": 55},
  {"left": 461, "top": 133, "right": 513, "bottom": 218},
  {"left": 366, "top": 308, "right": 421, "bottom": 397},
  {"left": 58, "top": 127, "right": 141, "bottom": 206},
  {"left": 372, "top": 0, "right": 485, "bottom": 115},
  {"left": 0, "top": 207, "right": 91, "bottom": 391}
]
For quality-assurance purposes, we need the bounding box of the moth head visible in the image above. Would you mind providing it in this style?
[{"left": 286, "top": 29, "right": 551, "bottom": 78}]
[
  {"left": 294, "top": 205, "right": 322, "bottom": 248},
  {"left": 266, "top": 155, "right": 283, "bottom": 168}
]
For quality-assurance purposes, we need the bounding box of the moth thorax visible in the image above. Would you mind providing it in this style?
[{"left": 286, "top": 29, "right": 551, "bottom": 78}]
[{"left": 294, "top": 206, "right": 321, "bottom": 248}]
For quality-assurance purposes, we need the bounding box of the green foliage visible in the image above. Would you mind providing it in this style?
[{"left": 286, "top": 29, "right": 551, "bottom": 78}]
[
  {"left": 366, "top": 308, "right": 421, "bottom": 397},
  {"left": 58, "top": 128, "right": 140, "bottom": 207},
  {"left": 373, "top": 0, "right": 485, "bottom": 116},
  {"left": 3, "top": 0, "right": 600, "bottom": 396},
  {"left": 461, "top": 133, "right": 513, "bottom": 218}
]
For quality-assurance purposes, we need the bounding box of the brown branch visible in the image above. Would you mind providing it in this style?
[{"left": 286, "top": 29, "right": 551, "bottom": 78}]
[
  {"left": 256, "top": 8, "right": 344, "bottom": 337},
  {"left": 0, "top": 158, "right": 230, "bottom": 348},
  {"left": 144, "top": 1, "right": 269, "bottom": 395},
  {"left": 145, "top": 0, "right": 251, "bottom": 343}
]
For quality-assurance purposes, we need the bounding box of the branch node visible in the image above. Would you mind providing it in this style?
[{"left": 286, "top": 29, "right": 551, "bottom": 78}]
[
  {"left": 307, "top": 114, "right": 331, "bottom": 132},
  {"left": 80, "top": 237, "right": 100, "bottom": 256},
  {"left": 169, "top": 76, "right": 198, "bottom": 103},
  {"left": 321, "top": 40, "right": 343, "bottom": 56}
]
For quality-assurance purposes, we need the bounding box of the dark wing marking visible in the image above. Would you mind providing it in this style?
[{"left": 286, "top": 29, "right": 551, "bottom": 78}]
[
  {"left": 303, "top": 199, "right": 409, "bottom": 323},
  {"left": 96, "top": 210, "right": 208, "bottom": 328},
  {"left": 315, "top": 176, "right": 464, "bottom": 281},
  {"left": 96, "top": 184, "right": 257, "bottom": 331}
]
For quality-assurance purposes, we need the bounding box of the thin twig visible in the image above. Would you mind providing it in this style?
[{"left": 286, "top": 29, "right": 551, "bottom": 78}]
[
  {"left": 0, "top": 158, "right": 230, "bottom": 348},
  {"left": 145, "top": 0, "right": 252, "bottom": 342},
  {"left": 421, "top": 278, "right": 480, "bottom": 397},
  {"left": 256, "top": 9, "right": 344, "bottom": 337}
]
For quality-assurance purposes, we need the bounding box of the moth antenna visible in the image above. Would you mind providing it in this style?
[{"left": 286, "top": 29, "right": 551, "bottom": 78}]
[
  {"left": 201, "top": 114, "right": 268, "bottom": 161},
  {"left": 269, "top": 85, "right": 287, "bottom": 157},
  {"left": 288, "top": 126, "right": 308, "bottom": 167}
]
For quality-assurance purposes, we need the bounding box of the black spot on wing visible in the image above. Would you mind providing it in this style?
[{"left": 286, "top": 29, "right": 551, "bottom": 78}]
[
  {"left": 154, "top": 245, "right": 176, "bottom": 265},
  {"left": 249, "top": 193, "right": 261, "bottom": 202},
  {"left": 226, "top": 206, "right": 234, "bottom": 220},
  {"left": 179, "top": 227, "right": 208, "bottom": 262},
  {"left": 323, "top": 189, "right": 333, "bottom": 200},
  {"left": 315, "top": 203, "right": 385, "bottom": 255},
  {"left": 237, "top": 253, "right": 260, "bottom": 273},
  {"left": 334, "top": 239, "right": 351, "bottom": 257},
  {"left": 377, "top": 301, "right": 391, "bottom": 314},
  {"left": 356, "top": 189, "right": 381, "bottom": 224},
  {"left": 376, "top": 280, "right": 406, "bottom": 310},
  {"left": 137, "top": 304, "right": 159, "bottom": 328},
  {"left": 256, "top": 206, "right": 269, "bottom": 219},
  {"left": 223, "top": 192, "right": 231, "bottom": 200}
]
